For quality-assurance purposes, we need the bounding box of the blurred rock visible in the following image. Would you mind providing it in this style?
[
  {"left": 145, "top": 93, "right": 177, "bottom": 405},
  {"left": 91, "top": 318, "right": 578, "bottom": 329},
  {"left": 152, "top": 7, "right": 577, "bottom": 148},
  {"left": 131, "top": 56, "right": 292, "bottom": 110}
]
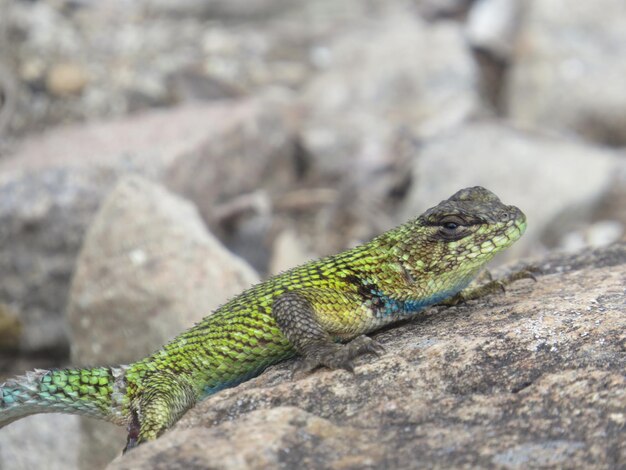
[
  {"left": 0, "top": 302, "right": 21, "bottom": 352},
  {"left": 67, "top": 175, "right": 259, "bottom": 469},
  {"left": 0, "top": 414, "right": 81, "bottom": 470},
  {"left": 507, "top": 0, "right": 626, "bottom": 146},
  {"left": 560, "top": 220, "right": 624, "bottom": 253},
  {"left": 0, "top": 166, "right": 117, "bottom": 354},
  {"left": 0, "top": 96, "right": 295, "bottom": 356},
  {"left": 68, "top": 175, "right": 259, "bottom": 364},
  {"left": 418, "top": 0, "right": 474, "bottom": 20},
  {"left": 269, "top": 228, "right": 316, "bottom": 275},
  {"left": 45, "top": 63, "right": 89, "bottom": 97},
  {"left": 110, "top": 243, "right": 626, "bottom": 469},
  {"left": 162, "top": 92, "right": 296, "bottom": 232},
  {"left": 301, "top": 14, "right": 481, "bottom": 174},
  {"left": 2, "top": 0, "right": 419, "bottom": 135},
  {"left": 2, "top": 93, "right": 297, "bottom": 232},
  {"left": 401, "top": 121, "right": 624, "bottom": 259},
  {"left": 466, "top": 0, "right": 522, "bottom": 61},
  {"left": 143, "top": 0, "right": 292, "bottom": 19}
]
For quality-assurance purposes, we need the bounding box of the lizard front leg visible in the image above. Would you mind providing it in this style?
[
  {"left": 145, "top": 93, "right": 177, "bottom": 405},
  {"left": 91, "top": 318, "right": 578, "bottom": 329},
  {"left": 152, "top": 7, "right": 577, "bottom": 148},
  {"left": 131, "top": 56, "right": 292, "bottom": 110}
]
[
  {"left": 441, "top": 265, "right": 538, "bottom": 306},
  {"left": 272, "top": 292, "right": 384, "bottom": 374}
]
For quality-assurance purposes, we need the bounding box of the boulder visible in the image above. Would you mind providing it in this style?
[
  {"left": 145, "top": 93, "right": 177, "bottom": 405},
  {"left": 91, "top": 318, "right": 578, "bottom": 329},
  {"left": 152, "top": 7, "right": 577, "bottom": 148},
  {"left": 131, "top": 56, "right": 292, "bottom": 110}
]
[
  {"left": 507, "top": 0, "right": 626, "bottom": 146},
  {"left": 0, "top": 95, "right": 294, "bottom": 354},
  {"left": 110, "top": 242, "right": 626, "bottom": 469},
  {"left": 0, "top": 166, "right": 117, "bottom": 354},
  {"left": 300, "top": 14, "right": 481, "bottom": 175},
  {"left": 67, "top": 175, "right": 259, "bottom": 469},
  {"left": 0, "top": 414, "right": 81, "bottom": 470}
]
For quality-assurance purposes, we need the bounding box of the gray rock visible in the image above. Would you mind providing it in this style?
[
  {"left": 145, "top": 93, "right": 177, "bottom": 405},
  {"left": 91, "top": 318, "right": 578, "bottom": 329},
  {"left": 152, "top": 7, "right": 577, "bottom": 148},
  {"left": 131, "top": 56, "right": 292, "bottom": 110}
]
[
  {"left": 466, "top": 0, "right": 523, "bottom": 60},
  {"left": 507, "top": 0, "right": 626, "bottom": 146},
  {"left": 400, "top": 121, "right": 624, "bottom": 259},
  {"left": 0, "top": 414, "right": 81, "bottom": 470},
  {"left": 0, "top": 96, "right": 293, "bottom": 354},
  {"left": 2, "top": 0, "right": 418, "bottom": 135},
  {"left": 68, "top": 175, "right": 259, "bottom": 365},
  {"left": 301, "top": 14, "right": 481, "bottom": 174},
  {"left": 109, "top": 243, "right": 626, "bottom": 469},
  {"left": 0, "top": 166, "right": 118, "bottom": 354},
  {"left": 143, "top": 0, "right": 293, "bottom": 19},
  {"left": 268, "top": 229, "right": 316, "bottom": 276},
  {"left": 66, "top": 175, "right": 259, "bottom": 469}
]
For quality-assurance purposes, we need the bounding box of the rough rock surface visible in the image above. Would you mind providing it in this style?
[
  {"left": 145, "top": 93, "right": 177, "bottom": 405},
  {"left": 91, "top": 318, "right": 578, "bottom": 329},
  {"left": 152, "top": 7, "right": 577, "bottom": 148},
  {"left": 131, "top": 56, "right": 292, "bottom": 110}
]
[
  {"left": 66, "top": 175, "right": 259, "bottom": 469},
  {"left": 110, "top": 243, "right": 626, "bottom": 469},
  {"left": 400, "top": 121, "right": 624, "bottom": 259},
  {"left": 507, "top": 0, "right": 626, "bottom": 146}
]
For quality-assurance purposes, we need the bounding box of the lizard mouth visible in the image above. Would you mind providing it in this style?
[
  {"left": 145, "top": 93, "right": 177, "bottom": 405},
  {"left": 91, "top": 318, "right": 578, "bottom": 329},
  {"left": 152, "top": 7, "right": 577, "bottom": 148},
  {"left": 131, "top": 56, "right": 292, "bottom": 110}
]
[
  {"left": 502, "top": 209, "right": 527, "bottom": 245},
  {"left": 487, "top": 206, "right": 526, "bottom": 249}
]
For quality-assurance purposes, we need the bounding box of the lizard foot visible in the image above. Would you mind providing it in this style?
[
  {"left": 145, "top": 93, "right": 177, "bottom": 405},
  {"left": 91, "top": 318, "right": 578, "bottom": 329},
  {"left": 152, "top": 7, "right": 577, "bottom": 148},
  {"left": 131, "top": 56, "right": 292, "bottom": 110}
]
[
  {"left": 295, "top": 335, "right": 385, "bottom": 376},
  {"left": 443, "top": 264, "right": 539, "bottom": 306}
]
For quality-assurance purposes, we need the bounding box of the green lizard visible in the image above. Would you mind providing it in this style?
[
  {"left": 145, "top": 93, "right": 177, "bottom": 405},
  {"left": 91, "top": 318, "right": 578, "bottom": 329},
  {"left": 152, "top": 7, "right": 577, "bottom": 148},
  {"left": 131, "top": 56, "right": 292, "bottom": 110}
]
[{"left": 0, "top": 186, "right": 530, "bottom": 452}]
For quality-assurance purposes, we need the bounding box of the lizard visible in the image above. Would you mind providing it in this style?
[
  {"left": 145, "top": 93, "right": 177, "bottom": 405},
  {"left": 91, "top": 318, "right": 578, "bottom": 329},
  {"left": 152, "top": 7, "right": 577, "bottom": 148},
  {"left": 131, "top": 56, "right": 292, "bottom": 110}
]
[{"left": 0, "top": 186, "right": 531, "bottom": 452}]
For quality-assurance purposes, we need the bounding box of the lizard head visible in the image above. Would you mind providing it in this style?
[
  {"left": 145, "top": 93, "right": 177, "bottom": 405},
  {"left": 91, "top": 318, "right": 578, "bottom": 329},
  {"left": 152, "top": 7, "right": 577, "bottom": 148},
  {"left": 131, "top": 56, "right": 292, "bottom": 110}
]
[{"left": 396, "top": 186, "right": 527, "bottom": 289}]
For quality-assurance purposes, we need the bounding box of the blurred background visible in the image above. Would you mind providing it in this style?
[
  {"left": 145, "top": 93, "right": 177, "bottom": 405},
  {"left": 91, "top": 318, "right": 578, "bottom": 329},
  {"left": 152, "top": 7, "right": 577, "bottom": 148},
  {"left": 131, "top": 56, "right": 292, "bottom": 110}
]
[{"left": 0, "top": 0, "right": 625, "bottom": 468}]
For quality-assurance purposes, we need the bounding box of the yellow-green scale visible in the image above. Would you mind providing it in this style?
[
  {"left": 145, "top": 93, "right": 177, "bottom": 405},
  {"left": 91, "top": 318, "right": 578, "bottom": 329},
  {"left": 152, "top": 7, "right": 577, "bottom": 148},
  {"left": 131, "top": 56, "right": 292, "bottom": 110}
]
[{"left": 125, "top": 239, "right": 393, "bottom": 400}]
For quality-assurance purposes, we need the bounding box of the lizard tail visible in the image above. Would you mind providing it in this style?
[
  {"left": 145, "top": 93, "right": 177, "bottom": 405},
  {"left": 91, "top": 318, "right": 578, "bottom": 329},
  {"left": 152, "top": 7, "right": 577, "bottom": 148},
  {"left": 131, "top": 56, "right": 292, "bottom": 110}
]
[{"left": 1, "top": 366, "right": 127, "bottom": 427}]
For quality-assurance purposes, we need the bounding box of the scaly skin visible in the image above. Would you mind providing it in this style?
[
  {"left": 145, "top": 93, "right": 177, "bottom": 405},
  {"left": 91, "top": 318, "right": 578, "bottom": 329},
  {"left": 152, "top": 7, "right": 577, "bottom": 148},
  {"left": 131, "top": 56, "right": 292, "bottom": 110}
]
[{"left": 0, "top": 186, "right": 528, "bottom": 452}]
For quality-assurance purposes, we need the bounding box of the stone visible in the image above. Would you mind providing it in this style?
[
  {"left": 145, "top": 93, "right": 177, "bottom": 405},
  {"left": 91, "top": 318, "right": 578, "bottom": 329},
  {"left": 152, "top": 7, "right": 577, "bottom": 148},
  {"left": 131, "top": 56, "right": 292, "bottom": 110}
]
[
  {"left": 0, "top": 166, "right": 118, "bottom": 354},
  {"left": 300, "top": 14, "right": 481, "bottom": 174},
  {"left": 66, "top": 175, "right": 259, "bottom": 469},
  {"left": 466, "top": 0, "right": 522, "bottom": 60},
  {"left": 109, "top": 242, "right": 626, "bottom": 469},
  {"left": 0, "top": 95, "right": 294, "bottom": 354},
  {"left": 0, "top": 302, "right": 21, "bottom": 352},
  {"left": 507, "top": 0, "right": 626, "bottom": 146},
  {"left": 45, "top": 63, "right": 89, "bottom": 97},
  {"left": 400, "top": 121, "right": 624, "bottom": 260},
  {"left": 68, "top": 175, "right": 259, "bottom": 364},
  {"left": 268, "top": 229, "right": 316, "bottom": 275},
  {"left": 0, "top": 414, "right": 81, "bottom": 470}
]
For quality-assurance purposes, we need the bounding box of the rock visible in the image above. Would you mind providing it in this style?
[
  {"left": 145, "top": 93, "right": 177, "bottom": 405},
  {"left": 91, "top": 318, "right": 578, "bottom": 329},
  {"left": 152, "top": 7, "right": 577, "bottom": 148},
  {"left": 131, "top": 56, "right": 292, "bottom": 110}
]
[
  {"left": 300, "top": 14, "right": 481, "bottom": 174},
  {"left": 110, "top": 243, "right": 626, "bottom": 469},
  {"left": 560, "top": 220, "right": 625, "bottom": 253},
  {"left": 0, "top": 302, "right": 21, "bottom": 352},
  {"left": 507, "top": 0, "right": 626, "bottom": 146},
  {"left": 268, "top": 228, "right": 316, "bottom": 275},
  {"left": 2, "top": 93, "right": 296, "bottom": 233},
  {"left": 143, "top": 0, "right": 292, "bottom": 19},
  {"left": 2, "top": 0, "right": 416, "bottom": 135},
  {"left": 68, "top": 175, "right": 259, "bottom": 364},
  {"left": 0, "top": 166, "right": 118, "bottom": 354},
  {"left": 0, "top": 414, "right": 81, "bottom": 470},
  {"left": 400, "top": 121, "right": 624, "bottom": 259},
  {"left": 66, "top": 175, "right": 259, "bottom": 469},
  {"left": 45, "top": 63, "right": 89, "bottom": 97},
  {"left": 466, "top": 0, "right": 522, "bottom": 61},
  {"left": 0, "top": 95, "right": 294, "bottom": 354}
]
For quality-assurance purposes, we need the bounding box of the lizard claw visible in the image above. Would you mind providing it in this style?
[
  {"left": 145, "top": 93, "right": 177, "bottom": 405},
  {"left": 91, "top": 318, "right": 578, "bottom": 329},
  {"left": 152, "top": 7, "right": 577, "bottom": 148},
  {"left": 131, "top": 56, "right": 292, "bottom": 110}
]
[{"left": 293, "top": 335, "right": 385, "bottom": 378}]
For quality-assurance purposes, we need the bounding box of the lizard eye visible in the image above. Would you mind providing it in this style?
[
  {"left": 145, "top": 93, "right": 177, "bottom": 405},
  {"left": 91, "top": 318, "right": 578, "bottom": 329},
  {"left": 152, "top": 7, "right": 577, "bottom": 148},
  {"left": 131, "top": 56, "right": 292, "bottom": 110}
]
[
  {"left": 439, "top": 215, "right": 465, "bottom": 230},
  {"left": 436, "top": 215, "right": 469, "bottom": 241}
]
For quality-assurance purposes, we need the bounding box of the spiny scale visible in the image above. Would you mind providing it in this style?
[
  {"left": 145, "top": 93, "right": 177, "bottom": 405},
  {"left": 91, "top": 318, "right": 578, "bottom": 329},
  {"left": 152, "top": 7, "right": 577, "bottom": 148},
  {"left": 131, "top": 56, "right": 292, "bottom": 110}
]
[{"left": 0, "top": 186, "right": 527, "bottom": 451}]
